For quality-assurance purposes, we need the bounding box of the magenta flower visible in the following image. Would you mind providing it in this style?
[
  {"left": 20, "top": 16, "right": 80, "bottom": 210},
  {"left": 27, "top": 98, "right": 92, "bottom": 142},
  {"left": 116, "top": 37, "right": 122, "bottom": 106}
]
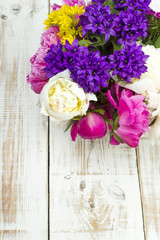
[
  {"left": 106, "top": 84, "right": 150, "bottom": 147},
  {"left": 71, "top": 112, "right": 107, "bottom": 141},
  {"left": 41, "top": 26, "right": 59, "bottom": 48},
  {"left": 147, "top": 8, "right": 155, "bottom": 15},
  {"left": 155, "top": 12, "right": 160, "bottom": 18},
  {"left": 27, "top": 47, "right": 49, "bottom": 94},
  {"left": 51, "top": 4, "right": 61, "bottom": 10},
  {"left": 62, "top": 0, "right": 85, "bottom": 7},
  {"left": 27, "top": 26, "right": 59, "bottom": 94}
]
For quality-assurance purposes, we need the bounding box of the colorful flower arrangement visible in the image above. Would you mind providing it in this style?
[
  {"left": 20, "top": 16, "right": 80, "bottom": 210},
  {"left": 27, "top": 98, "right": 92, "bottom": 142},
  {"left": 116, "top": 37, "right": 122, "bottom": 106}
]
[{"left": 27, "top": 0, "right": 160, "bottom": 147}]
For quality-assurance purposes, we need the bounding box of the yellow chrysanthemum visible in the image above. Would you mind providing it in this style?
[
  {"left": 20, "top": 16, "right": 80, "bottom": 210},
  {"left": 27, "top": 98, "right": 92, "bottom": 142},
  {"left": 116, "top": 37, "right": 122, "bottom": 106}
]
[{"left": 44, "top": 4, "right": 85, "bottom": 44}]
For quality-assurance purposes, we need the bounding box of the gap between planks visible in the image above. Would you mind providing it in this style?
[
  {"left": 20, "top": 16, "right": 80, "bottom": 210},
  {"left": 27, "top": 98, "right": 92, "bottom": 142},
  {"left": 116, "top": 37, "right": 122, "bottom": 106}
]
[
  {"left": 47, "top": 0, "right": 51, "bottom": 239},
  {"left": 136, "top": 147, "right": 146, "bottom": 240}
]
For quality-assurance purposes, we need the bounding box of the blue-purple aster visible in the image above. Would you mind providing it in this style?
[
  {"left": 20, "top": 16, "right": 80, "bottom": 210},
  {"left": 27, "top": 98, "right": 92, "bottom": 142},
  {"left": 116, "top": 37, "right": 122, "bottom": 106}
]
[
  {"left": 44, "top": 39, "right": 111, "bottom": 93},
  {"left": 108, "top": 42, "right": 149, "bottom": 82},
  {"left": 44, "top": 40, "right": 67, "bottom": 78},
  {"left": 69, "top": 50, "right": 111, "bottom": 93},
  {"left": 79, "top": 1, "right": 116, "bottom": 42},
  {"left": 114, "top": 8, "right": 149, "bottom": 44},
  {"left": 65, "top": 40, "right": 111, "bottom": 93},
  {"left": 113, "top": 0, "right": 151, "bottom": 11},
  {"left": 92, "top": 0, "right": 106, "bottom": 3}
]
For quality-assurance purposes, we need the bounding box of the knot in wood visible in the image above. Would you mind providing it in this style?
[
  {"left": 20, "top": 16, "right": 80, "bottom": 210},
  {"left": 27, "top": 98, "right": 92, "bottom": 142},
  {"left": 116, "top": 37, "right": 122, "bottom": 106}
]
[
  {"left": 80, "top": 180, "right": 86, "bottom": 191},
  {"left": 11, "top": 4, "right": 21, "bottom": 15},
  {"left": 1, "top": 15, "right": 7, "bottom": 20}
]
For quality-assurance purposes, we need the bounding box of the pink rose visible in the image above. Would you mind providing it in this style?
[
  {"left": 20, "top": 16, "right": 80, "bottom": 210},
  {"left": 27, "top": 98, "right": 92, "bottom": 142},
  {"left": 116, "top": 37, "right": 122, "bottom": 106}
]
[
  {"left": 27, "top": 26, "right": 59, "bottom": 94},
  {"left": 106, "top": 84, "right": 150, "bottom": 147},
  {"left": 155, "top": 12, "right": 160, "bottom": 18},
  {"left": 62, "top": 0, "right": 85, "bottom": 7},
  {"left": 27, "top": 47, "right": 49, "bottom": 94},
  {"left": 51, "top": 4, "right": 61, "bottom": 10},
  {"left": 41, "top": 26, "right": 59, "bottom": 48}
]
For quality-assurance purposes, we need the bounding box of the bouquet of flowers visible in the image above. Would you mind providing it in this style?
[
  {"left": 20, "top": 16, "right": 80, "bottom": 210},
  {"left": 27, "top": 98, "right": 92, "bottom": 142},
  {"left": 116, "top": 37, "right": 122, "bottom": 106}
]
[{"left": 27, "top": 0, "right": 160, "bottom": 147}]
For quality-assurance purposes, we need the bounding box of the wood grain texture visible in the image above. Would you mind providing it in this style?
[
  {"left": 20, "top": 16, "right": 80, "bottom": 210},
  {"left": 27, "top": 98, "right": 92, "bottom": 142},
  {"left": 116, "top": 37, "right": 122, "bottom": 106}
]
[
  {"left": 137, "top": 141, "right": 160, "bottom": 240},
  {"left": 0, "top": 0, "right": 48, "bottom": 239},
  {"left": 1, "top": 0, "right": 160, "bottom": 239},
  {"left": 49, "top": 128, "right": 145, "bottom": 239}
]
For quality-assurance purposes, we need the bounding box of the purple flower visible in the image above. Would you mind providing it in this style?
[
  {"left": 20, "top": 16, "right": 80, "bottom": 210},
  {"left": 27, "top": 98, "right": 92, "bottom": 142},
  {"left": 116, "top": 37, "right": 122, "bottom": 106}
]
[
  {"left": 108, "top": 42, "right": 149, "bottom": 82},
  {"left": 115, "top": 8, "right": 148, "bottom": 44},
  {"left": 79, "top": 2, "right": 116, "bottom": 42},
  {"left": 44, "top": 39, "right": 111, "bottom": 93},
  {"left": 44, "top": 40, "right": 68, "bottom": 78},
  {"left": 64, "top": 38, "right": 86, "bottom": 56},
  {"left": 68, "top": 47, "right": 111, "bottom": 92},
  {"left": 113, "top": 0, "right": 151, "bottom": 11},
  {"left": 92, "top": 0, "right": 106, "bottom": 4}
]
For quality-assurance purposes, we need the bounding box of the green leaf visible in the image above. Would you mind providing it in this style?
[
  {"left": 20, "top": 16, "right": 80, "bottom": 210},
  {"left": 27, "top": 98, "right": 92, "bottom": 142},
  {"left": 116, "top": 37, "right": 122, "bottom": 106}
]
[
  {"left": 78, "top": 39, "right": 92, "bottom": 46},
  {"left": 149, "top": 117, "right": 157, "bottom": 127},
  {"left": 90, "top": 35, "right": 106, "bottom": 47},
  {"left": 112, "top": 40, "right": 122, "bottom": 51},
  {"left": 113, "top": 132, "right": 122, "bottom": 143},
  {"left": 102, "top": 115, "right": 113, "bottom": 126},
  {"left": 113, "top": 115, "right": 119, "bottom": 130},
  {"left": 103, "top": 0, "right": 118, "bottom": 14},
  {"left": 64, "top": 120, "right": 75, "bottom": 132},
  {"left": 154, "top": 36, "right": 160, "bottom": 48},
  {"left": 94, "top": 109, "right": 105, "bottom": 115},
  {"left": 73, "top": 116, "right": 82, "bottom": 120}
]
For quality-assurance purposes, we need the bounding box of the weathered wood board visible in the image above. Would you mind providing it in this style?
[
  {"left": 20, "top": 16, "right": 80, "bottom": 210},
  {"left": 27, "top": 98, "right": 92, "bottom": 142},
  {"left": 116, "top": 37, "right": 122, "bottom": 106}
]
[
  {"left": 0, "top": 0, "right": 160, "bottom": 239},
  {"left": 0, "top": 0, "right": 48, "bottom": 239}
]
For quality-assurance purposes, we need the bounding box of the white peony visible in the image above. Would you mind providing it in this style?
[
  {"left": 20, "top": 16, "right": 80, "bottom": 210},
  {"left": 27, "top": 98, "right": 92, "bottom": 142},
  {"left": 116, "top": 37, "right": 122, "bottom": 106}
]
[
  {"left": 117, "top": 45, "right": 160, "bottom": 142},
  {"left": 39, "top": 70, "right": 97, "bottom": 122}
]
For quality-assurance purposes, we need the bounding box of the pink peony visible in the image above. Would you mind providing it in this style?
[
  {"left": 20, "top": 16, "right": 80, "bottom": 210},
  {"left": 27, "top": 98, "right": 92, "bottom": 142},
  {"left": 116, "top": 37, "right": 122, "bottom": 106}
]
[
  {"left": 51, "top": 4, "right": 61, "bottom": 10},
  {"left": 106, "top": 84, "right": 150, "bottom": 147},
  {"left": 41, "top": 26, "right": 59, "bottom": 48},
  {"left": 71, "top": 112, "right": 107, "bottom": 141},
  {"left": 27, "top": 26, "right": 59, "bottom": 94},
  {"left": 27, "top": 47, "right": 49, "bottom": 94},
  {"left": 62, "top": 0, "right": 85, "bottom": 7},
  {"left": 155, "top": 12, "right": 160, "bottom": 18}
]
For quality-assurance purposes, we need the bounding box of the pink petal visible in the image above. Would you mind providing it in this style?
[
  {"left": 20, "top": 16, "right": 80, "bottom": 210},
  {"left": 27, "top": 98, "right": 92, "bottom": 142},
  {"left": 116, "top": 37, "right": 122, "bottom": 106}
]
[
  {"left": 107, "top": 90, "right": 118, "bottom": 109},
  {"left": 110, "top": 135, "right": 120, "bottom": 145},
  {"left": 71, "top": 121, "right": 79, "bottom": 141},
  {"left": 51, "top": 4, "right": 61, "bottom": 10},
  {"left": 31, "top": 79, "right": 47, "bottom": 94},
  {"left": 79, "top": 113, "right": 107, "bottom": 140},
  {"left": 116, "top": 126, "right": 139, "bottom": 148}
]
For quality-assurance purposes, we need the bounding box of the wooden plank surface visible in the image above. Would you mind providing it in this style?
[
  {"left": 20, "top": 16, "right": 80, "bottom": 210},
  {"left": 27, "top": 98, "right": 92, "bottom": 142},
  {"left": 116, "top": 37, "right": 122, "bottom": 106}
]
[
  {"left": 0, "top": 0, "right": 160, "bottom": 240},
  {"left": 0, "top": 0, "right": 48, "bottom": 239},
  {"left": 137, "top": 141, "right": 160, "bottom": 240},
  {"left": 137, "top": 3, "right": 160, "bottom": 240},
  {"left": 49, "top": 129, "right": 145, "bottom": 240}
]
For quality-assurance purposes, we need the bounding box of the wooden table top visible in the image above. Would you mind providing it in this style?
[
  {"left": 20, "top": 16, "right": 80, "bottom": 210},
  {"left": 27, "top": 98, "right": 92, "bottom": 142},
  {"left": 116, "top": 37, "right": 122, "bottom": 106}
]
[{"left": 0, "top": 0, "right": 160, "bottom": 239}]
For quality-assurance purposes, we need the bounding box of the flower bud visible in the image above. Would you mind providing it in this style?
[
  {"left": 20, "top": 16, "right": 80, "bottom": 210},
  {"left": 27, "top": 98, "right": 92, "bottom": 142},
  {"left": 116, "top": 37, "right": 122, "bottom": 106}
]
[{"left": 71, "top": 112, "right": 107, "bottom": 141}]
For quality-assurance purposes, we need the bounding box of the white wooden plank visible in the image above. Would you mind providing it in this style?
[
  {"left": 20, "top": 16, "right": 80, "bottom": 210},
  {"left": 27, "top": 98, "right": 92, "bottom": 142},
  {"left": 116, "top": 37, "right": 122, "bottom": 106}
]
[
  {"left": 137, "top": 140, "right": 160, "bottom": 240},
  {"left": 50, "top": 128, "right": 144, "bottom": 240},
  {"left": 149, "top": 0, "right": 160, "bottom": 11},
  {"left": 0, "top": 0, "right": 48, "bottom": 239}
]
